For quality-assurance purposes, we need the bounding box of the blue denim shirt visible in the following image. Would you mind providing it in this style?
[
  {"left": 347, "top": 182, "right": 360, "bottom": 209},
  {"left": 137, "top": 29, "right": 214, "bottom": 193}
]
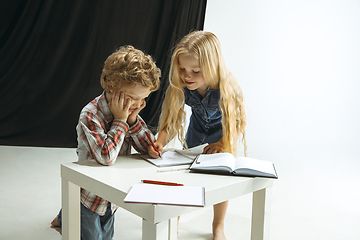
[{"left": 184, "top": 87, "right": 222, "bottom": 148}]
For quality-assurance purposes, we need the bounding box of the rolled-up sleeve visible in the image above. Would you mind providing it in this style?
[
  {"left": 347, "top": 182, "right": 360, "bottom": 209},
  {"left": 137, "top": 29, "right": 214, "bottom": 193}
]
[
  {"left": 78, "top": 111, "right": 129, "bottom": 166},
  {"left": 128, "top": 116, "right": 154, "bottom": 154}
]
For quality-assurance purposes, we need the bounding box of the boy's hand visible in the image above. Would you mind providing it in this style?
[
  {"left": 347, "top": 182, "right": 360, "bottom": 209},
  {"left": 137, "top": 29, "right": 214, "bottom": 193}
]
[
  {"left": 127, "top": 99, "right": 146, "bottom": 126},
  {"left": 203, "top": 140, "right": 224, "bottom": 154},
  {"left": 108, "top": 91, "right": 131, "bottom": 122},
  {"left": 147, "top": 141, "right": 163, "bottom": 159}
]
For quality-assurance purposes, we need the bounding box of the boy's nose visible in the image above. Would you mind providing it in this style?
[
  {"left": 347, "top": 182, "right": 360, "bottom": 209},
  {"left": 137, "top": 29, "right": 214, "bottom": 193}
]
[{"left": 133, "top": 100, "right": 141, "bottom": 108}]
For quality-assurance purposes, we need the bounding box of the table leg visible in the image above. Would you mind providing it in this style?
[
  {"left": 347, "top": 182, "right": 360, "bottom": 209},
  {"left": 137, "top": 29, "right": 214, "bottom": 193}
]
[
  {"left": 251, "top": 187, "right": 272, "bottom": 240},
  {"left": 142, "top": 217, "right": 177, "bottom": 240},
  {"left": 168, "top": 217, "right": 178, "bottom": 240},
  {"left": 62, "top": 178, "right": 80, "bottom": 240}
]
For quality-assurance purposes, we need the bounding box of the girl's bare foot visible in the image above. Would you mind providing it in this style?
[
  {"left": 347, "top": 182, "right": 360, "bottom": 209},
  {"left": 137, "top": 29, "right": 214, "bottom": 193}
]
[
  {"left": 212, "top": 201, "right": 228, "bottom": 240},
  {"left": 213, "top": 227, "right": 226, "bottom": 240},
  {"left": 51, "top": 215, "right": 60, "bottom": 227}
]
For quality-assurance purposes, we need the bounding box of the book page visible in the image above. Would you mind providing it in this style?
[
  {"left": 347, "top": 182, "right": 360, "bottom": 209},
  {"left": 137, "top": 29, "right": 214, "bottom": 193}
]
[
  {"left": 233, "top": 157, "right": 276, "bottom": 175},
  {"left": 178, "top": 143, "right": 208, "bottom": 155},
  {"left": 124, "top": 183, "right": 205, "bottom": 207},
  {"left": 190, "top": 153, "right": 236, "bottom": 171},
  {"left": 175, "top": 144, "right": 208, "bottom": 158},
  {"left": 140, "top": 151, "right": 196, "bottom": 167},
  {"left": 140, "top": 144, "right": 208, "bottom": 167}
]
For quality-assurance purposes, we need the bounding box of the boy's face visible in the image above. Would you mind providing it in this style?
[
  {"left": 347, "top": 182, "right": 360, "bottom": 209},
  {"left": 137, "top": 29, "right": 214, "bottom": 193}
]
[{"left": 106, "top": 83, "right": 151, "bottom": 115}]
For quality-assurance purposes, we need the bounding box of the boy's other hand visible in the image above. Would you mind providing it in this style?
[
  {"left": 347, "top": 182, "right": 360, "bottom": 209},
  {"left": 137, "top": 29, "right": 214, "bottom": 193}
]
[
  {"left": 108, "top": 91, "right": 131, "bottom": 122},
  {"left": 147, "top": 142, "right": 163, "bottom": 159},
  {"left": 127, "top": 99, "right": 146, "bottom": 126}
]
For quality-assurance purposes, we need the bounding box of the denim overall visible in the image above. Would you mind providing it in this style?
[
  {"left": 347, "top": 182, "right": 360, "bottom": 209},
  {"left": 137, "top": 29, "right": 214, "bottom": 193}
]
[{"left": 184, "top": 87, "right": 222, "bottom": 148}]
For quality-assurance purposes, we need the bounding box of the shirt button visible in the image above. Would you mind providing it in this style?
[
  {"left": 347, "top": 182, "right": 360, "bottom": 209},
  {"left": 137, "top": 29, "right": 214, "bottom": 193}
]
[
  {"left": 215, "top": 108, "right": 218, "bottom": 110},
  {"left": 200, "top": 139, "right": 203, "bottom": 142},
  {"left": 191, "top": 105, "right": 194, "bottom": 108}
]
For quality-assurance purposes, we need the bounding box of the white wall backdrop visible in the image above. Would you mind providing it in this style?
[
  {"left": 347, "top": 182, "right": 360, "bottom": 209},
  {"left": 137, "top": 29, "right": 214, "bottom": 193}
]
[
  {"left": 204, "top": 1, "right": 360, "bottom": 239},
  {"left": 204, "top": 0, "right": 360, "bottom": 162}
]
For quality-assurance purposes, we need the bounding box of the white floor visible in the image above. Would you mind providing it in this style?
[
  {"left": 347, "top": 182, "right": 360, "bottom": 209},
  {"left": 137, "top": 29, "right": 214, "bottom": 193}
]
[{"left": 0, "top": 145, "right": 359, "bottom": 240}]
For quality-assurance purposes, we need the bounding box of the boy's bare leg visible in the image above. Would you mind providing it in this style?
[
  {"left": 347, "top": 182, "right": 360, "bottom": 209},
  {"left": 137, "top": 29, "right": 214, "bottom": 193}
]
[
  {"left": 212, "top": 201, "right": 228, "bottom": 240},
  {"left": 51, "top": 215, "right": 60, "bottom": 227}
]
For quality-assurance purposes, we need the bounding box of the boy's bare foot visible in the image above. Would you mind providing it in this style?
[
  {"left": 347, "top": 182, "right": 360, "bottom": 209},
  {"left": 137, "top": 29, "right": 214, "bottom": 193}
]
[{"left": 51, "top": 215, "right": 60, "bottom": 227}]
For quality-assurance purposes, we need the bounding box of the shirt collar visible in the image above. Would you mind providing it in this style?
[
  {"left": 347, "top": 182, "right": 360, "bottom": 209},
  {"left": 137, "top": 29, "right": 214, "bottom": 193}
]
[{"left": 188, "top": 87, "right": 218, "bottom": 100}]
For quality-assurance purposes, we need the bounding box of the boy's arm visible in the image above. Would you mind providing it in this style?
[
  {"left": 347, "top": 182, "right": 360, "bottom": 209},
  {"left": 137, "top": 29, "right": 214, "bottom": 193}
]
[
  {"left": 78, "top": 111, "right": 128, "bottom": 166},
  {"left": 127, "top": 116, "right": 154, "bottom": 154}
]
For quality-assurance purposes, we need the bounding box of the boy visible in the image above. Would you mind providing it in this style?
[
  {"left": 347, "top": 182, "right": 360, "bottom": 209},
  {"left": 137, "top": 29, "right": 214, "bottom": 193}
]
[{"left": 51, "top": 45, "right": 161, "bottom": 240}]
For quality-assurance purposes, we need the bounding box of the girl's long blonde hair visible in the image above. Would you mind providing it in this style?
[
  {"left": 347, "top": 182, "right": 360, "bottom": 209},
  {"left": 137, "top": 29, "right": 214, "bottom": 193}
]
[{"left": 159, "top": 31, "right": 247, "bottom": 156}]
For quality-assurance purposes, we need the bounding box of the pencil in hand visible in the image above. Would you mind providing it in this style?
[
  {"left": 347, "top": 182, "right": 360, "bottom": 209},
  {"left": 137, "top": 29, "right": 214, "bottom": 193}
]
[{"left": 145, "top": 131, "right": 162, "bottom": 158}]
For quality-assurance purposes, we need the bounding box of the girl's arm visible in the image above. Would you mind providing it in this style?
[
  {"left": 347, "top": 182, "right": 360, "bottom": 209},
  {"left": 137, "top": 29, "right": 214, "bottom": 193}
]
[
  {"left": 147, "top": 130, "right": 167, "bottom": 158},
  {"left": 203, "top": 138, "right": 225, "bottom": 154},
  {"left": 156, "top": 130, "right": 168, "bottom": 146}
]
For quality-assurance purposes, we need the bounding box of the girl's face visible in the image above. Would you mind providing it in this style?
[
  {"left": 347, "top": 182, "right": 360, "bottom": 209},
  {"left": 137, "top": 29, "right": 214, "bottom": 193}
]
[{"left": 178, "top": 54, "right": 208, "bottom": 96}]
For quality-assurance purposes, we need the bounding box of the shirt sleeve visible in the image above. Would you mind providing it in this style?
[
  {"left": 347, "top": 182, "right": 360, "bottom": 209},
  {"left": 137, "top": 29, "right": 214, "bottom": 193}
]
[
  {"left": 78, "top": 111, "right": 129, "bottom": 166},
  {"left": 127, "top": 116, "right": 154, "bottom": 154}
]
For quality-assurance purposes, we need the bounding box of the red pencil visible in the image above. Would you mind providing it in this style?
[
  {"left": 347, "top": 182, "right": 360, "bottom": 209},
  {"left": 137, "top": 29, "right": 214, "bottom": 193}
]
[
  {"left": 142, "top": 179, "right": 184, "bottom": 186},
  {"left": 145, "top": 131, "right": 161, "bottom": 158}
]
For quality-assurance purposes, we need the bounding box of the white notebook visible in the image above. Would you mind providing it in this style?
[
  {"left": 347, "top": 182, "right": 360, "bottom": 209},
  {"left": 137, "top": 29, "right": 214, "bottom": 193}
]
[
  {"left": 124, "top": 183, "right": 205, "bottom": 207},
  {"left": 141, "top": 144, "right": 208, "bottom": 167}
]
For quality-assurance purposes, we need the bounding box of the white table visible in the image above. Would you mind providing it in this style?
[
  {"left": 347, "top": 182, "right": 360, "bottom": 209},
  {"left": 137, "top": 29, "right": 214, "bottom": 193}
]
[{"left": 61, "top": 154, "right": 274, "bottom": 240}]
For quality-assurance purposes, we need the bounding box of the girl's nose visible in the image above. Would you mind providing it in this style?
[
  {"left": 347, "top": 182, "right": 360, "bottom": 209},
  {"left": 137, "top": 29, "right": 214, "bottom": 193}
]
[{"left": 184, "top": 71, "right": 191, "bottom": 79}]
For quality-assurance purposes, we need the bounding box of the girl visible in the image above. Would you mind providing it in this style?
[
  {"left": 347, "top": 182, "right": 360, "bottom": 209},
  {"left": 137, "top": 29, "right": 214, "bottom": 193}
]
[{"left": 148, "top": 31, "right": 247, "bottom": 240}]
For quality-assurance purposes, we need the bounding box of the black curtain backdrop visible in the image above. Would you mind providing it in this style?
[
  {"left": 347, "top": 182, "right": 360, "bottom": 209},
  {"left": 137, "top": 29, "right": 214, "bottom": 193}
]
[{"left": 0, "top": 0, "right": 207, "bottom": 147}]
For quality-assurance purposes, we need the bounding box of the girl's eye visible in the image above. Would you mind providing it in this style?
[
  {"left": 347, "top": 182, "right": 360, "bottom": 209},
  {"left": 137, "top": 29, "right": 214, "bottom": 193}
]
[{"left": 193, "top": 71, "right": 199, "bottom": 74}]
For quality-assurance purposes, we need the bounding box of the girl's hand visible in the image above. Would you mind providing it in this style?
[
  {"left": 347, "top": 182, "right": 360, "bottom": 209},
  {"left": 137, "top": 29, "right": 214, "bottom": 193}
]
[
  {"left": 127, "top": 99, "right": 146, "bottom": 126},
  {"left": 147, "top": 141, "right": 164, "bottom": 159},
  {"left": 108, "top": 91, "right": 131, "bottom": 122},
  {"left": 203, "top": 141, "right": 224, "bottom": 154}
]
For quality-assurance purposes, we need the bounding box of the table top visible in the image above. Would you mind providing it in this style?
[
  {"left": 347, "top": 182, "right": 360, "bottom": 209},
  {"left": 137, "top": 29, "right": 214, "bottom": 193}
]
[{"left": 61, "top": 154, "right": 274, "bottom": 223}]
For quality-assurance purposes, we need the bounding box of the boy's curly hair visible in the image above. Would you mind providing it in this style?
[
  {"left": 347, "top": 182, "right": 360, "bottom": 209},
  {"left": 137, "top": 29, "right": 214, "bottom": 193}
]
[{"left": 100, "top": 45, "right": 161, "bottom": 92}]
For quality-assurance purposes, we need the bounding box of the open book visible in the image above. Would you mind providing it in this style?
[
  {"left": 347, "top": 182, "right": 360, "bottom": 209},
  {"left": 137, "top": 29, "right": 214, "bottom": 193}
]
[
  {"left": 141, "top": 144, "right": 208, "bottom": 167},
  {"left": 124, "top": 183, "right": 205, "bottom": 207},
  {"left": 190, "top": 153, "right": 278, "bottom": 179}
]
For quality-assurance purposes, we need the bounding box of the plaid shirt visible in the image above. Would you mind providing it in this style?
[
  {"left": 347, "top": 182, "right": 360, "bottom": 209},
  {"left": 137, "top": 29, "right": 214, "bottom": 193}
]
[{"left": 76, "top": 91, "right": 154, "bottom": 215}]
